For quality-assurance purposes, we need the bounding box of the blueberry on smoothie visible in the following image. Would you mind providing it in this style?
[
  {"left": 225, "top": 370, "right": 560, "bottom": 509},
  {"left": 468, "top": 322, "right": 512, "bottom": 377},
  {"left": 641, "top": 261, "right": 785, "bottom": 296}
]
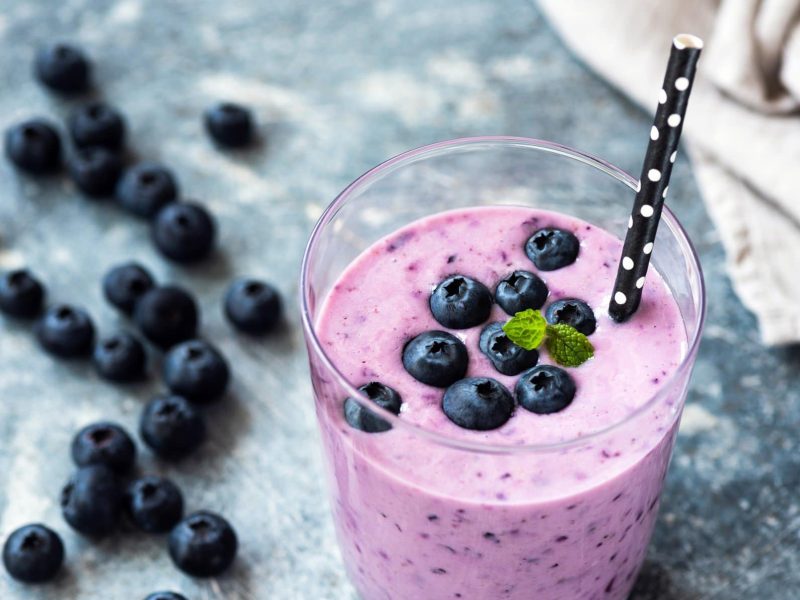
[
  {"left": 4, "top": 119, "right": 62, "bottom": 174},
  {"left": 2, "top": 524, "right": 64, "bottom": 583},
  {"left": 0, "top": 269, "right": 45, "bottom": 319},
  {"left": 69, "top": 147, "right": 123, "bottom": 198},
  {"left": 495, "top": 270, "right": 548, "bottom": 315},
  {"left": 479, "top": 322, "right": 538, "bottom": 376},
  {"left": 429, "top": 275, "right": 492, "bottom": 329},
  {"left": 34, "top": 43, "right": 89, "bottom": 94},
  {"left": 545, "top": 298, "right": 596, "bottom": 336},
  {"left": 442, "top": 377, "right": 515, "bottom": 431},
  {"left": 402, "top": 331, "right": 468, "bottom": 388},
  {"left": 525, "top": 228, "right": 579, "bottom": 271},
  {"left": 344, "top": 382, "right": 402, "bottom": 433},
  {"left": 68, "top": 102, "right": 125, "bottom": 150},
  {"left": 516, "top": 365, "right": 576, "bottom": 415}
]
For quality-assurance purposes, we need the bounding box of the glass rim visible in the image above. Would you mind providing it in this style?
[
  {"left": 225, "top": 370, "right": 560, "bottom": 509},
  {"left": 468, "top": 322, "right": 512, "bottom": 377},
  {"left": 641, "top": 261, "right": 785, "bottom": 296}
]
[{"left": 300, "top": 135, "right": 707, "bottom": 455}]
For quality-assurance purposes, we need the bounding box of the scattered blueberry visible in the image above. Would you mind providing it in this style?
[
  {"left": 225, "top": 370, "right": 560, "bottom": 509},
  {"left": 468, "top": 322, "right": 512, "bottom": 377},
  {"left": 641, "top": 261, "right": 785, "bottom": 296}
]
[
  {"left": 126, "top": 476, "right": 184, "bottom": 534},
  {"left": 429, "top": 275, "right": 492, "bottom": 329},
  {"left": 34, "top": 43, "right": 90, "bottom": 94},
  {"left": 145, "top": 593, "right": 188, "bottom": 600},
  {"left": 69, "top": 146, "right": 123, "bottom": 198},
  {"left": 36, "top": 304, "right": 95, "bottom": 358},
  {"left": 516, "top": 365, "right": 576, "bottom": 414},
  {"left": 545, "top": 298, "right": 597, "bottom": 335},
  {"left": 204, "top": 102, "right": 254, "bottom": 148},
  {"left": 133, "top": 286, "right": 198, "bottom": 349},
  {"left": 344, "top": 382, "right": 402, "bottom": 433},
  {"left": 102, "top": 261, "right": 155, "bottom": 314},
  {"left": 525, "top": 228, "right": 579, "bottom": 271},
  {"left": 495, "top": 270, "right": 548, "bottom": 315},
  {"left": 116, "top": 162, "right": 178, "bottom": 218},
  {"left": 442, "top": 377, "right": 515, "bottom": 431},
  {"left": 139, "top": 395, "right": 206, "bottom": 460},
  {"left": 0, "top": 269, "right": 45, "bottom": 318},
  {"left": 60, "top": 465, "right": 122, "bottom": 536},
  {"left": 163, "top": 340, "right": 230, "bottom": 404},
  {"left": 402, "top": 331, "right": 468, "bottom": 388},
  {"left": 479, "top": 322, "right": 539, "bottom": 376},
  {"left": 152, "top": 202, "right": 216, "bottom": 263},
  {"left": 223, "top": 278, "right": 282, "bottom": 335},
  {"left": 68, "top": 102, "right": 125, "bottom": 150},
  {"left": 93, "top": 332, "right": 147, "bottom": 382},
  {"left": 4, "top": 119, "right": 61, "bottom": 174},
  {"left": 168, "top": 511, "right": 238, "bottom": 577},
  {"left": 2, "top": 524, "right": 64, "bottom": 584},
  {"left": 71, "top": 422, "right": 136, "bottom": 474}
]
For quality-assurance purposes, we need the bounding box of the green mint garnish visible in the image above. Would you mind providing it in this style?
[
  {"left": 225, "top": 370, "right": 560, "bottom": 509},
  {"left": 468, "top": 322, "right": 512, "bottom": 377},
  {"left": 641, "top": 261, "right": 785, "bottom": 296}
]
[
  {"left": 502, "top": 309, "right": 594, "bottom": 367},
  {"left": 502, "top": 308, "right": 547, "bottom": 351},
  {"left": 544, "top": 323, "right": 594, "bottom": 367}
]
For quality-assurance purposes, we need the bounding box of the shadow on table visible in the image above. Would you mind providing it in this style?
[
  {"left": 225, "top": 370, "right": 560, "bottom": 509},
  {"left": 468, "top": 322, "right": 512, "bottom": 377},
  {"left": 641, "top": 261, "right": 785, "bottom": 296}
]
[{"left": 629, "top": 560, "right": 702, "bottom": 600}]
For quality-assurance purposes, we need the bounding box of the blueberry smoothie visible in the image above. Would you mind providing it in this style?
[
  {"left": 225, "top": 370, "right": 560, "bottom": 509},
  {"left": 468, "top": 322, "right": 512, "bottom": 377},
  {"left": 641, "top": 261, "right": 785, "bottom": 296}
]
[{"left": 311, "top": 206, "right": 687, "bottom": 600}]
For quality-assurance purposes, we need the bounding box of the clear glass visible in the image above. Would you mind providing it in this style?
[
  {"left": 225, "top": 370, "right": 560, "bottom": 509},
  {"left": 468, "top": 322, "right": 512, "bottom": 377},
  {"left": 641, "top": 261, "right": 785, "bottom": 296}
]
[{"left": 301, "top": 137, "right": 705, "bottom": 600}]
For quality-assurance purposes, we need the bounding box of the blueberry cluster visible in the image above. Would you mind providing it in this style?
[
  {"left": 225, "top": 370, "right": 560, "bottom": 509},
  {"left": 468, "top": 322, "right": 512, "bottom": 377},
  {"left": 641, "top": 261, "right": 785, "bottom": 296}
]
[
  {"left": 6, "top": 42, "right": 258, "bottom": 265},
  {"left": 345, "top": 227, "right": 597, "bottom": 433},
  {"left": 0, "top": 42, "right": 283, "bottom": 590}
]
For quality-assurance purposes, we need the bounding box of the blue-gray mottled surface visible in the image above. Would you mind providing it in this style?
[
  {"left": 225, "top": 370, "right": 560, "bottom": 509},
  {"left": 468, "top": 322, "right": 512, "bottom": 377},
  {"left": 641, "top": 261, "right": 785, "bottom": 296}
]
[{"left": 0, "top": 1, "right": 797, "bottom": 599}]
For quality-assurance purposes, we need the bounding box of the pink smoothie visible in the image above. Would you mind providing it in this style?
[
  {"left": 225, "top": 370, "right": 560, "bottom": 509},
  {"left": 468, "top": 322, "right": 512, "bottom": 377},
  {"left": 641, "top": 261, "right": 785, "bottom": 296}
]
[{"left": 311, "top": 206, "right": 687, "bottom": 600}]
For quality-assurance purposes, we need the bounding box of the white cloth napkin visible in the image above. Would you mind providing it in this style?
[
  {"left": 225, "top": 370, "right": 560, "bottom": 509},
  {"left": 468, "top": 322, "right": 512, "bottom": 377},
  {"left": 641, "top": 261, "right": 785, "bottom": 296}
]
[{"left": 537, "top": 0, "right": 800, "bottom": 345}]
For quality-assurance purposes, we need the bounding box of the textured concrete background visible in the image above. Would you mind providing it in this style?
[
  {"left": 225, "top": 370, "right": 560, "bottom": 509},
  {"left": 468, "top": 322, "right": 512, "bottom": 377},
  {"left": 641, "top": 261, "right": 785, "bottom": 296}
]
[{"left": 0, "top": 1, "right": 798, "bottom": 599}]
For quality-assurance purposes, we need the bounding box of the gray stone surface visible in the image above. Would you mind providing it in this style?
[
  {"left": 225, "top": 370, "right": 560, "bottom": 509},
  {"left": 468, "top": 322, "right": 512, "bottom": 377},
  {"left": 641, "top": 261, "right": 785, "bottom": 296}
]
[{"left": 0, "top": 1, "right": 797, "bottom": 599}]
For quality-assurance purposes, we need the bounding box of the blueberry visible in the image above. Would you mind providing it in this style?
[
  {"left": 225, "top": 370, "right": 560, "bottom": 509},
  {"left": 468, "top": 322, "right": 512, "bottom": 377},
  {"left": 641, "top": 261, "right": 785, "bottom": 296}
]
[
  {"left": 545, "top": 298, "right": 596, "bottom": 335},
  {"left": 344, "top": 382, "right": 402, "bottom": 434},
  {"left": 442, "top": 377, "right": 515, "bottom": 431},
  {"left": 145, "top": 593, "right": 188, "bottom": 600},
  {"left": 116, "top": 162, "right": 179, "bottom": 218},
  {"left": 224, "top": 278, "right": 282, "bottom": 335},
  {"left": 479, "top": 322, "right": 539, "bottom": 376},
  {"left": 34, "top": 43, "right": 90, "bottom": 94},
  {"left": 126, "top": 476, "right": 184, "bottom": 533},
  {"left": 495, "top": 270, "right": 548, "bottom": 315},
  {"left": 163, "top": 340, "right": 230, "bottom": 404},
  {"left": 102, "top": 262, "right": 155, "bottom": 314},
  {"left": 525, "top": 228, "right": 579, "bottom": 271},
  {"left": 93, "top": 332, "right": 147, "bottom": 382},
  {"left": 2, "top": 524, "right": 64, "bottom": 584},
  {"left": 68, "top": 102, "right": 125, "bottom": 150},
  {"left": 4, "top": 119, "right": 61, "bottom": 174},
  {"left": 71, "top": 422, "right": 136, "bottom": 474},
  {"left": 168, "top": 511, "right": 238, "bottom": 577},
  {"left": 402, "top": 331, "right": 468, "bottom": 388},
  {"left": 133, "top": 286, "right": 198, "bottom": 349},
  {"left": 152, "top": 202, "right": 216, "bottom": 263},
  {"left": 69, "top": 147, "right": 123, "bottom": 198},
  {"left": 204, "top": 103, "right": 254, "bottom": 148},
  {"left": 0, "top": 269, "right": 45, "bottom": 318},
  {"left": 60, "top": 465, "right": 122, "bottom": 536},
  {"left": 36, "top": 304, "right": 95, "bottom": 358},
  {"left": 429, "top": 275, "right": 492, "bottom": 329},
  {"left": 516, "top": 365, "right": 576, "bottom": 414},
  {"left": 140, "top": 395, "right": 206, "bottom": 460}
]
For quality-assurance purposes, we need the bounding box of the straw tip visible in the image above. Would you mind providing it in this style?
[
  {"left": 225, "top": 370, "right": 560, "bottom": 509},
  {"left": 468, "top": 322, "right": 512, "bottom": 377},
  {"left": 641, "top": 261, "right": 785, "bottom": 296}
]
[{"left": 673, "top": 34, "right": 704, "bottom": 50}]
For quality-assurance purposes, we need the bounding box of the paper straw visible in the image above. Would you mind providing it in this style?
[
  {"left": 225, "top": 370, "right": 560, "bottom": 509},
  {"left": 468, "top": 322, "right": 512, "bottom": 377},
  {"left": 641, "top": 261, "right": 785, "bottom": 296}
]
[{"left": 609, "top": 33, "right": 703, "bottom": 322}]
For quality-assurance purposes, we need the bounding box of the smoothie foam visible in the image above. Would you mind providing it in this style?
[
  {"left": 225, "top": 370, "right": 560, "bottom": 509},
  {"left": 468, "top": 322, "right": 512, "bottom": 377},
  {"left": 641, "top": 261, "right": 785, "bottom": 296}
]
[{"left": 312, "top": 206, "right": 687, "bottom": 599}]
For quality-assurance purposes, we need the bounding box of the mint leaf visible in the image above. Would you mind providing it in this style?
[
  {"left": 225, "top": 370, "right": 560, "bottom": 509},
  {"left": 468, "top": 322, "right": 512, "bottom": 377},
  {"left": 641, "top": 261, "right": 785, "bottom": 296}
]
[
  {"left": 502, "top": 309, "right": 547, "bottom": 351},
  {"left": 545, "top": 323, "right": 594, "bottom": 367}
]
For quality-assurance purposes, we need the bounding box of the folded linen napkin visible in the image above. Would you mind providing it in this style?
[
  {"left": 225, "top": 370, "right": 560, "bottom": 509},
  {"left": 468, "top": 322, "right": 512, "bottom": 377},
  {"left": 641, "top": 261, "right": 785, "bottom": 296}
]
[{"left": 537, "top": 0, "right": 800, "bottom": 345}]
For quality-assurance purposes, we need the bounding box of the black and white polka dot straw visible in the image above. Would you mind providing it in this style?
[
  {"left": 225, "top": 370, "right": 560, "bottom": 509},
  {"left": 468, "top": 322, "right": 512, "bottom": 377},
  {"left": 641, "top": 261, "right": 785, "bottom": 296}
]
[{"left": 609, "top": 34, "right": 703, "bottom": 322}]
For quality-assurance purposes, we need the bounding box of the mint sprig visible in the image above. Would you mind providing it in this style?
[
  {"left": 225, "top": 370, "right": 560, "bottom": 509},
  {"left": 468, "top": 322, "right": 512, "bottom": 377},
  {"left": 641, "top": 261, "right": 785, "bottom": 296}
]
[{"left": 502, "top": 308, "right": 594, "bottom": 367}]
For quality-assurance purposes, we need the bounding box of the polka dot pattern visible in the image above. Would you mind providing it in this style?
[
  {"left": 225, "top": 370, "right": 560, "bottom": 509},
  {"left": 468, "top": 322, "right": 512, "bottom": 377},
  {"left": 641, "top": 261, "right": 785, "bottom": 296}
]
[{"left": 610, "top": 34, "right": 702, "bottom": 323}]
